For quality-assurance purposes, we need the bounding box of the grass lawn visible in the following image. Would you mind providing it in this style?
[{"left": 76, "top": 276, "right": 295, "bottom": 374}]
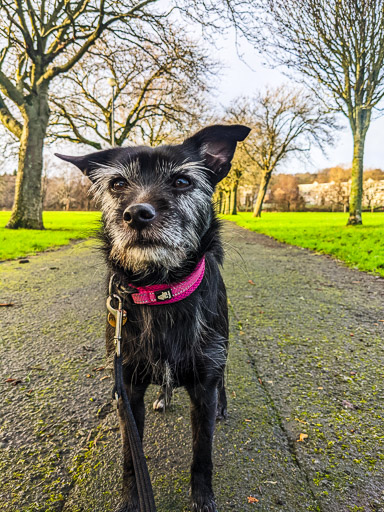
[
  {"left": 2, "top": 211, "right": 384, "bottom": 278},
  {"left": 0, "top": 211, "right": 101, "bottom": 260},
  {"left": 222, "top": 212, "right": 384, "bottom": 278}
]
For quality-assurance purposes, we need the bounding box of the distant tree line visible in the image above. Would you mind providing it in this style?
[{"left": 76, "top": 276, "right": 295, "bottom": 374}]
[
  {"left": 215, "top": 166, "right": 384, "bottom": 215},
  {"left": 294, "top": 167, "right": 384, "bottom": 184},
  {"left": 0, "top": 170, "right": 95, "bottom": 211}
]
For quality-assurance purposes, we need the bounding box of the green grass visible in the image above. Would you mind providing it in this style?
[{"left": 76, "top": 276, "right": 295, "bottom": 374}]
[
  {"left": 222, "top": 212, "right": 384, "bottom": 277},
  {"left": 2, "top": 211, "right": 384, "bottom": 277},
  {"left": 0, "top": 211, "right": 101, "bottom": 260}
]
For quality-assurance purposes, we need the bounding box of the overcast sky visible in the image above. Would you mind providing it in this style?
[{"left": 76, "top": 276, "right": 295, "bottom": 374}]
[{"left": 214, "top": 29, "right": 384, "bottom": 174}]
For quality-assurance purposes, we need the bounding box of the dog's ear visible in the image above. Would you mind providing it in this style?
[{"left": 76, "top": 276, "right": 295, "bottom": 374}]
[
  {"left": 55, "top": 149, "right": 115, "bottom": 181},
  {"left": 182, "top": 124, "right": 251, "bottom": 185}
]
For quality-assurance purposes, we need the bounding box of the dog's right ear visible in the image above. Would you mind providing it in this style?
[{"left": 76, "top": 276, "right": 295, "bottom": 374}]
[
  {"left": 55, "top": 149, "right": 114, "bottom": 181},
  {"left": 182, "top": 124, "right": 251, "bottom": 185}
]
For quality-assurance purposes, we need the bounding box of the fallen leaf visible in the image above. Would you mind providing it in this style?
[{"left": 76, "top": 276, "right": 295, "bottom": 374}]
[
  {"left": 93, "top": 366, "right": 105, "bottom": 372},
  {"left": 295, "top": 418, "right": 308, "bottom": 424},
  {"left": 342, "top": 400, "right": 356, "bottom": 410},
  {"left": 297, "top": 433, "right": 308, "bottom": 442},
  {"left": 244, "top": 419, "right": 252, "bottom": 422},
  {"left": 248, "top": 279, "right": 256, "bottom": 286},
  {"left": 379, "top": 320, "right": 384, "bottom": 323},
  {"left": 100, "top": 375, "right": 110, "bottom": 381},
  {"left": 4, "top": 378, "right": 21, "bottom": 385},
  {"left": 0, "top": 303, "right": 14, "bottom": 307},
  {"left": 86, "top": 374, "right": 92, "bottom": 378},
  {"left": 317, "top": 387, "right": 324, "bottom": 390},
  {"left": 247, "top": 496, "right": 259, "bottom": 503}
]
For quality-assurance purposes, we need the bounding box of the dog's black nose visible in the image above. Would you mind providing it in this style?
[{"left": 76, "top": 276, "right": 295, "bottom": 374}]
[{"left": 123, "top": 203, "right": 156, "bottom": 229}]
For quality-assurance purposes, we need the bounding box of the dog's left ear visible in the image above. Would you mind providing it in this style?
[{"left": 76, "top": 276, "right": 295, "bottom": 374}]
[
  {"left": 182, "top": 124, "right": 251, "bottom": 185},
  {"left": 55, "top": 149, "right": 115, "bottom": 181}
]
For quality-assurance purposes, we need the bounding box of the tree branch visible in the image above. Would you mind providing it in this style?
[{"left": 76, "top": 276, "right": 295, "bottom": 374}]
[{"left": 0, "top": 95, "right": 23, "bottom": 138}]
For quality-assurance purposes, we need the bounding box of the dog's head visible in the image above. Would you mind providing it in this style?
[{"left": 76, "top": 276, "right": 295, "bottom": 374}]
[{"left": 56, "top": 125, "right": 250, "bottom": 273}]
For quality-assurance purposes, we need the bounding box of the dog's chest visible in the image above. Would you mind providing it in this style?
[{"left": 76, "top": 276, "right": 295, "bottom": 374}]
[{"left": 119, "top": 304, "right": 206, "bottom": 382}]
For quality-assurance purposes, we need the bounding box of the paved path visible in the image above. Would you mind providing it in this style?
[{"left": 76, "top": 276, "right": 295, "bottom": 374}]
[{"left": 1, "top": 223, "right": 383, "bottom": 512}]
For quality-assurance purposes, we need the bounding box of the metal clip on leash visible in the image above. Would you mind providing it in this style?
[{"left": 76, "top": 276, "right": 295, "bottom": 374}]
[
  {"left": 107, "top": 278, "right": 157, "bottom": 512},
  {"left": 106, "top": 294, "right": 124, "bottom": 358}
]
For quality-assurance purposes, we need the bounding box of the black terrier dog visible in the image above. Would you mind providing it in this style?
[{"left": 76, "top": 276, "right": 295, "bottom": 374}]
[{"left": 56, "top": 124, "right": 250, "bottom": 512}]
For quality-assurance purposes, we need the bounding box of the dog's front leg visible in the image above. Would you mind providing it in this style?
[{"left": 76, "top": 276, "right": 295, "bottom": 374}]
[
  {"left": 116, "top": 380, "right": 148, "bottom": 512},
  {"left": 187, "top": 381, "right": 219, "bottom": 512}
]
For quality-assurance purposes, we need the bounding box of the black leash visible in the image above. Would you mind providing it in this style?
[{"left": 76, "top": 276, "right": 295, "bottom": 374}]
[{"left": 107, "top": 287, "right": 157, "bottom": 512}]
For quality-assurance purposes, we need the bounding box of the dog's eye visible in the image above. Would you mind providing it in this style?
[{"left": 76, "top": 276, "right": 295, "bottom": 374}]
[
  {"left": 173, "top": 177, "right": 191, "bottom": 189},
  {"left": 111, "top": 179, "right": 127, "bottom": 191}
]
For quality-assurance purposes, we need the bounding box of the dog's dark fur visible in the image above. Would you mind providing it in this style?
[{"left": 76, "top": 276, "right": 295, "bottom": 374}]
[{"left": 56, "top": 124, "right": 250, "bottom": 512}]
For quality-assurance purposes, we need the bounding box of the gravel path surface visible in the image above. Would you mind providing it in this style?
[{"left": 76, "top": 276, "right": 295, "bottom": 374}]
[{"left": 1, "top": 223, "right": 383, "bottom": 512}]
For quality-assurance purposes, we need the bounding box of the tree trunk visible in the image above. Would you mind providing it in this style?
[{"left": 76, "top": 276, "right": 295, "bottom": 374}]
[
  {"left": 6, "top": 93, "right": 50, "bottom": 229},
  {"left": 217, "top": 190, "right": 223, "bottom": 214},
  {"left": 347, "top": 109, "right": 370, "bottom": 225},
  {"left": 253, "top": 170, "right": 271, "bottom": 217},
  {"left": 230, "top": 180, "right": 238, "bottom": 215},
  {"left": 223, "top": 190, "right": 231, "bottom": 215}
]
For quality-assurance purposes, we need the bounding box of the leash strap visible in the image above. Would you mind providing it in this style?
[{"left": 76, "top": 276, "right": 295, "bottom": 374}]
[
  {"left": 108, "top": 285, "right": 157, "bottom": 512},
  {"left": 113, "top": 354, "right": 157, "bottom": 512}
]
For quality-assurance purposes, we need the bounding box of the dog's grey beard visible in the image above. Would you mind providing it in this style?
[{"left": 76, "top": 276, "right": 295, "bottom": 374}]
[
  {"left": 110, "top": 242, "right": 189, "bottom": 274},
  {"left": 105, "top": 212, "right": 204, "bottom": 273}
]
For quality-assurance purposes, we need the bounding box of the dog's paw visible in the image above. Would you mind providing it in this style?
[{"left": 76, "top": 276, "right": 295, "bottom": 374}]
[
  {"left": 192, "top": 496, "right": 218, "bottom": 512},
  {"left": 153, "top": 397, "right": 166, "bottom": 412},
  {"left": 216, "top": 406, "right": 228, "bottom": 421},
  {"left": 114, "top": 502, "right": 139, "bottom": 512},
  {"left": 153, "top": 386, "right": 172, "bottom": 412}
]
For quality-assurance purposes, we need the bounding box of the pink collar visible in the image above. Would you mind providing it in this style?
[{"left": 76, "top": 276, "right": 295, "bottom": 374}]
[{"left": 129, "top": 257, "right": 206, "bottom": 305}]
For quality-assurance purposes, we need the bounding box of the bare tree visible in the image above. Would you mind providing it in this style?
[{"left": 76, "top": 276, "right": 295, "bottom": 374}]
[
  {"left": 0, "top": 172, "right": 16, "bottom": 209},
  {"left": 227, "top": 88, "right": 334, "bottom": 217},
  {"left": 216, "top": 141, "right": 259, "bottom": 215},
  {"left": 245, "top": 0, "right": 384, "bottom": 224},
  {"left": 270, "top": 174, "right": 305, "bottom": 211},
  {"left": 50, "top": 26, "right": 214, "bottom": 148},
  {"left": 0, "top": 0, "right": 191, "bottom": 229}
]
